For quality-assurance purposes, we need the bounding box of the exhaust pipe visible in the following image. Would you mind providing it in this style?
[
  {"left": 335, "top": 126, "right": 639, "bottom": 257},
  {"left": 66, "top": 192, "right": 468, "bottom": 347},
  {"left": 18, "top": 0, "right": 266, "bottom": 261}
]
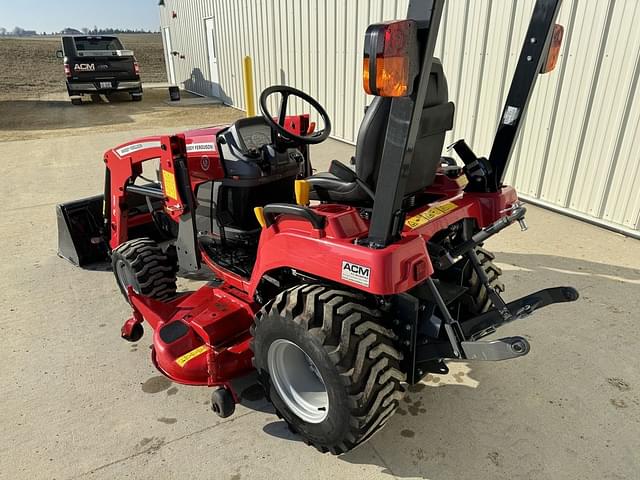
[{"left": 56, "top": 194, "right": 109, "bottom": 267}]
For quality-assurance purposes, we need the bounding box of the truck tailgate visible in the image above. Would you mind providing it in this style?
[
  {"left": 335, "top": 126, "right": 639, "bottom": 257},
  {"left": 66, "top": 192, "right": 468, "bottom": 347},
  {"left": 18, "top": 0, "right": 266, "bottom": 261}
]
[{"left": 71, "top": 56, "right": 136, "bottom": 80}]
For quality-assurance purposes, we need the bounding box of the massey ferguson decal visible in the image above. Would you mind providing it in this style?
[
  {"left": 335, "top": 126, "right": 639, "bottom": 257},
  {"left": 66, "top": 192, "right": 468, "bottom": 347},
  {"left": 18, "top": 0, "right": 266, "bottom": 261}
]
[
  {"left": 115, "top": 140, "right": 162, "bottom": 157},
  {"left": 74, "top": 63, "right": 96, "bottom": 71},
  {"left": 186, "top": 142, "right": 217, "bottom": 153},
  {"left": 341, "top": 261, "right": 371, "bottom": 287}
]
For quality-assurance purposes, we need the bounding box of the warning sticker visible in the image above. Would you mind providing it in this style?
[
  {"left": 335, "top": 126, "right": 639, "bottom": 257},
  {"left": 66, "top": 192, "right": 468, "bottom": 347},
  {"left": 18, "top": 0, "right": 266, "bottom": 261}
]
[
  {"left": 341, "top": 261, "right": 371, "bottom": 287},
  {"left": 175, "top": 345, "right": 208, "bottom": 367},
  {"left": 405, "top": 201, "right": 458, "bottom": 229},
  {"left": 162, "top": 170, "right": 178, "bottom": 201},
  {"left": 502, "top": 105, "right": 520, "bottom": 125}
]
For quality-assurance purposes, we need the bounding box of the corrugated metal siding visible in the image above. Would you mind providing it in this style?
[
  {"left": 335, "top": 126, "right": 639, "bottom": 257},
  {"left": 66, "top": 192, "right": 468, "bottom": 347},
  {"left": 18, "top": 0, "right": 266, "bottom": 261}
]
[{"left": 160, "top": 0, "right": 640, "bottom": 235}]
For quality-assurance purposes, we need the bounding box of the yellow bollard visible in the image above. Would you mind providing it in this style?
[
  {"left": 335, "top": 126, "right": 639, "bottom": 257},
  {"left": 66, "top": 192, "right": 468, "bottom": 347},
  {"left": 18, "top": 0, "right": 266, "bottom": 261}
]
[{"left": 243, "top": 56, "right": 256, "bottom": 117}]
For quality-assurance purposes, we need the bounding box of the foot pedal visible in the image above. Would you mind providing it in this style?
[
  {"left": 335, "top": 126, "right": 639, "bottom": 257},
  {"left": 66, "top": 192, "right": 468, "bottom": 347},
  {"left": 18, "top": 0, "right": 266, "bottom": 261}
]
[{"left": 461, "top": 336, "right": 530, "bottom": 361}]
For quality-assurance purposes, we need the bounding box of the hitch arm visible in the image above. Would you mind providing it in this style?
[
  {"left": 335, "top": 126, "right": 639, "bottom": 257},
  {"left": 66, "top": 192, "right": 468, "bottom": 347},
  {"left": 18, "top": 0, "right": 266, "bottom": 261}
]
[{"left": 461, "top": 286, "right": 579, "bottom": 340}]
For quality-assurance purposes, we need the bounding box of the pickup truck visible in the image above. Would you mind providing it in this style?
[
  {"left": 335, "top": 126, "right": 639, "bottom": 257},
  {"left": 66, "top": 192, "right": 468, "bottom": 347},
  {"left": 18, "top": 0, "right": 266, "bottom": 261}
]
[{"left": 56, "top": 35, "right": 143, "bottom": 105}]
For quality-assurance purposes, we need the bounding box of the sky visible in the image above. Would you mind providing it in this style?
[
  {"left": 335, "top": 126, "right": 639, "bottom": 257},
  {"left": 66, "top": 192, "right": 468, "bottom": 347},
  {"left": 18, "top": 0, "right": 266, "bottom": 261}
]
[{"left": 0, "top": 0, "right": 160, "bottom": 32}]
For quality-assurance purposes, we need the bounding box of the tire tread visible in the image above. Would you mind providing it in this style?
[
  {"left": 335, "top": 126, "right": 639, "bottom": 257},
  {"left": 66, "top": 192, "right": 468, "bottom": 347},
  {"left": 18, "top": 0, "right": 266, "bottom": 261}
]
[
  {"left": 253, "top": 284, "right": 405, "bottom": 455},
  {"left": 112, "top": 237, "right": 178, "bottom": 302}
]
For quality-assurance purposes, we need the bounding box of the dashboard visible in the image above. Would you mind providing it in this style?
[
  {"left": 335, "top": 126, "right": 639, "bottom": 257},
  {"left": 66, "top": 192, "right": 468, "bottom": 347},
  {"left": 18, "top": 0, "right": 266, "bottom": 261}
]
[
  {"left": 234, "top": 117, "right": 273, "bottom": 152},
  {"left": 216, "top": 116, "right": 306, "bottom": 179}
]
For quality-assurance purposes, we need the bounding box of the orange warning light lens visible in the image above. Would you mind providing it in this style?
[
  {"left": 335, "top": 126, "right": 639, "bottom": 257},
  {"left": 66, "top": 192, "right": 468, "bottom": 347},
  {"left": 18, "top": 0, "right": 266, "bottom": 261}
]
[
  {"left": 363, "top": 20, "right": 418, "bottom": 97},
  {"left": 541, "top": 24, "right": 564, "bottom": 74}
]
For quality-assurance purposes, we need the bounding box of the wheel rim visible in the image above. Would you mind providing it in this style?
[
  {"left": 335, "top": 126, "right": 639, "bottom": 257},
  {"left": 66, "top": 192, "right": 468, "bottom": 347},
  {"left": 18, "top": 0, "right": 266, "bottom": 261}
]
[
  {"left": 115, "top": 259, "right": 137, "bottom": 293},
  {"left": 267, "top": 339, "right": 329, "bottom": 423}
]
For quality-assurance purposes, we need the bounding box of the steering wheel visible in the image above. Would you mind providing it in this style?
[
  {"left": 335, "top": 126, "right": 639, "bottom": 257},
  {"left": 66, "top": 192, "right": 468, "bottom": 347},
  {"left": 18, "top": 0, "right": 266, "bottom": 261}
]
[{"left": 259, "top": 85, "right": 331, "bottom": 145}]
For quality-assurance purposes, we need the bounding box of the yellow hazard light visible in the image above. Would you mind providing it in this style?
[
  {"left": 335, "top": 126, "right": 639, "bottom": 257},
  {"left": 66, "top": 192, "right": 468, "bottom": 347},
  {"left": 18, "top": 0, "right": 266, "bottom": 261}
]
[
  {"left": 541, "top": 24, "right": 564, "bottom": 74},
  {"left": 363, "top": 20, "right": 419, "bottom": 97}
]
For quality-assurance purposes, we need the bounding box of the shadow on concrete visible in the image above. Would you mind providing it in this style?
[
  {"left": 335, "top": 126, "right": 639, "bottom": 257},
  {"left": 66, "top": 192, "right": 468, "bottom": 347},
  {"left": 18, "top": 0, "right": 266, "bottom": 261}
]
[
  {"left": 263, "top": 421, "right": 303, "bottom": 443},
  {"left": 183, "top": 67, "right": 233, "bottom": 106}
]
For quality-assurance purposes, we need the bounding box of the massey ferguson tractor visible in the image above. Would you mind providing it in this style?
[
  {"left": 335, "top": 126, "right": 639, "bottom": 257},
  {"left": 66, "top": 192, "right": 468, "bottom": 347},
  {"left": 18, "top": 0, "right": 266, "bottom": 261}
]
[{"left": 57, "top": 0, "right": 577, "bottom": 454}]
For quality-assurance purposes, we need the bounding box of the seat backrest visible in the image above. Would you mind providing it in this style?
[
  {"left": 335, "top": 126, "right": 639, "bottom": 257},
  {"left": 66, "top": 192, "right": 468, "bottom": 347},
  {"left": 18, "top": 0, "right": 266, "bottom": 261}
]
[{"left": 355, "top": 58, "right": 455, "bottom": 195}]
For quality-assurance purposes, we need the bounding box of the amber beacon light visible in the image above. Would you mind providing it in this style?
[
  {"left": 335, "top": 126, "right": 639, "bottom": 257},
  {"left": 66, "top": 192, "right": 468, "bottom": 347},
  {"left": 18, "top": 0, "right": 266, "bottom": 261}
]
[
  {"left": 540, "top": 23, "right": 564, "bottom": 73},
  {"left": 363, "top": 20, "right": 419, "bottom": 97}
]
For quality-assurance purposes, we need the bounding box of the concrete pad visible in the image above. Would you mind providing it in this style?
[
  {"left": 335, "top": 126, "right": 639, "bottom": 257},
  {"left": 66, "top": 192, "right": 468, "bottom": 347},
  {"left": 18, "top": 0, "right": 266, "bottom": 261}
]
[{"left": 1, "top": 127, "right": 639, "bottom": 480}]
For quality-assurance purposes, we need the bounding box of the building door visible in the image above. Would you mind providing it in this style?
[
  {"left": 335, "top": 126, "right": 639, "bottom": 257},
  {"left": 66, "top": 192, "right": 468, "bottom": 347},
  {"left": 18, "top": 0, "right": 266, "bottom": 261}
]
[
  {"left": 162, "top": 27, "right": 176, "bottom": 85},
  {"left": 204, "top": 17, "right": 221, "bottom": 98}
]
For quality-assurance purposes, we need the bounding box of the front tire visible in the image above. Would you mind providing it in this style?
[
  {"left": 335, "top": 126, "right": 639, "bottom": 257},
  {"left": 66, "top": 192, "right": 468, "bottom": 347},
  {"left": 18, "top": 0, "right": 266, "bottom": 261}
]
[
  {"left": 111, "top": 237, "right": 178, "bottom": 303},
  {"left": 251, "top": 285, "right": 405, "bottom": 454}
]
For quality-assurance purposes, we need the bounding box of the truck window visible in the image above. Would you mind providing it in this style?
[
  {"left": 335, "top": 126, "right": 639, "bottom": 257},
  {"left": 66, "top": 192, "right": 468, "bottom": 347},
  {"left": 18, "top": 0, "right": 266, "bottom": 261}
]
[{"left": 74, "top": 37, "right": 124, "bottom": 51}]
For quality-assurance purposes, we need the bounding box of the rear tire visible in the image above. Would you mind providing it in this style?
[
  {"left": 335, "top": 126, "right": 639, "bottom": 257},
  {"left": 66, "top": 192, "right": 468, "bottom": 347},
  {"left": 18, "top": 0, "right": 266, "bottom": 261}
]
[
  {"left": 111, "top": 238, "right": 178, "bottom": 303},
  {"left": 70, "top": 97, "right": 82, "bottom": 105},
  {"left": 251, "top": 285, "right": 405, "bottom": 454},
  {"left": 131, "top": 93, "right": 143, "bottom": 102},
  {"left": 437, "top": 246, "right": 504, "bottom": 318}
]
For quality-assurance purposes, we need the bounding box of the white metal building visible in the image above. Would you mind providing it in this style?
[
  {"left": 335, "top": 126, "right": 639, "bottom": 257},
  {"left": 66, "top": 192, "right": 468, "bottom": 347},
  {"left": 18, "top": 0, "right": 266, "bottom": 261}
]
[{"left": 159, "top": 0, "right": 640, "bottom": 238}]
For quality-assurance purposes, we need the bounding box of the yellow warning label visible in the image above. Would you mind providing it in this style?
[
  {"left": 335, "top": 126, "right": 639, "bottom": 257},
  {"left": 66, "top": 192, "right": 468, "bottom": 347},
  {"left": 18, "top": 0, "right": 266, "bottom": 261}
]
[
  {"left": 405, "top": 201, "right": 458, "bottom": 229},
  {"left": 175, "top": 345, "right": 208, "bottom": 367},
  {"left": 162, "top": 170, "right": 178, "bottom": 201},
  {"left": 455, "top": 175, "right": 469, "bottom": 188}
]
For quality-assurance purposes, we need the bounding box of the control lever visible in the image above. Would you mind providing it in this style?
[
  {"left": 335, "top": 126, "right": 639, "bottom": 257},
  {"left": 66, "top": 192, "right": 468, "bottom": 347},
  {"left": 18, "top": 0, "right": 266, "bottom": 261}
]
[{"left": 448, "top": 139, "right": 493, "bottom": 191}]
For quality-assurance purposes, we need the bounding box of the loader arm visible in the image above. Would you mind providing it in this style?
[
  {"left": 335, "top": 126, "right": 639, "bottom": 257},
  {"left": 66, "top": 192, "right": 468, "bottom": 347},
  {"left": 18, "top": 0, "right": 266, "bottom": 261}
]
[{"left": 104, "top": 134, "right": 200, "bottom": 270}]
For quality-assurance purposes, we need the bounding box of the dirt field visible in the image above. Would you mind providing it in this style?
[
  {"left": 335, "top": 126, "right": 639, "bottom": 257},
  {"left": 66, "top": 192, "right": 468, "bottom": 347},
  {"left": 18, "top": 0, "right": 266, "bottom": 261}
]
[{"left": 0, "top": 34, "right": 166, "bottom": 101}]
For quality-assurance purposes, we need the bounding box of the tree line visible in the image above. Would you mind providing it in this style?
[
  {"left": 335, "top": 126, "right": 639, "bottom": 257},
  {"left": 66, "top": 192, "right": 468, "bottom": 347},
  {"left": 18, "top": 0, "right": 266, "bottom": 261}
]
[{"left": 0, "top": 26, "right": 159, "bottom": 36}]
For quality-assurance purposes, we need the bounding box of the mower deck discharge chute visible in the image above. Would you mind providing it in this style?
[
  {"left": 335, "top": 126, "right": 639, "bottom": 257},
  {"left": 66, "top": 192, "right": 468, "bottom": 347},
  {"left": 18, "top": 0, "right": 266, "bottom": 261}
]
[{"left": 58, "top": 0, "right": 577, "bottom": 453}]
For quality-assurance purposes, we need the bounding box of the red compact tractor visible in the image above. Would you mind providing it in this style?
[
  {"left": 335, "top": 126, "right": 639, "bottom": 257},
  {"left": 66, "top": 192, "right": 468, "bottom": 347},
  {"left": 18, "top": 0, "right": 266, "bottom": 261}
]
[{"left": 58, "top": 0, "right": 577, "bottom": 453}]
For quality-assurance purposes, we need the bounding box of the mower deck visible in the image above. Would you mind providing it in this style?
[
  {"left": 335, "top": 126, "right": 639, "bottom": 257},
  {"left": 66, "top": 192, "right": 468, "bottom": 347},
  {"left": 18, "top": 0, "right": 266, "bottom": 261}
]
[{"left": 124, "top": 284, "right": 256, "bottom": 392}]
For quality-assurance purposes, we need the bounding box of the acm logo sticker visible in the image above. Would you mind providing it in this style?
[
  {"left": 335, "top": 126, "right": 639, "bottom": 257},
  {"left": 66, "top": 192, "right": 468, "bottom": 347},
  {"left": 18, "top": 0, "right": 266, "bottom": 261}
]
[
  {"left": 341, "top": 261, "right": 370, "bottom": 287},
  {"left": 74, "top": 63, "right": 96, "bottom": 71}
]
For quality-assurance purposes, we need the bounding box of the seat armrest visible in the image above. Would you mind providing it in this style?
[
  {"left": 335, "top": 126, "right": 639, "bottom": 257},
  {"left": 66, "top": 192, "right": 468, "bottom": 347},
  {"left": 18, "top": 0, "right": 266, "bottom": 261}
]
[{"left": 329, "top": 160, "right": 358, "bottom": 182}]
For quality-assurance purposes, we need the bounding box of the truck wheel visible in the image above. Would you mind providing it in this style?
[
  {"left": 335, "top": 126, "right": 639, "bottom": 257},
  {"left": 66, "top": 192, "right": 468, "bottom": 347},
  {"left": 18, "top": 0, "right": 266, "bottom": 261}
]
[
  {"left": 71, "top": 97, "right": 82, "bottom": 105},
  {"left": 111, "top": 238, "right": 178, "bottom": 303},
  {"left": 251, "top": 285, "right": 405, "bottom": 454},
  {"left": 131, "top": 93, "right": 143, "bottom": 102},
  {"left": 439, "top": 246, "right": 504, "bottom": 317}
]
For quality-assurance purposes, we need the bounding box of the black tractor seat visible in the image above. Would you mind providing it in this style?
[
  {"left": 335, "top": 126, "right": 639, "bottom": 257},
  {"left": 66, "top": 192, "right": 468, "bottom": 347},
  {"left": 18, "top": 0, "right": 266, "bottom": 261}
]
[{"left": 306, "top": 58, "right": 454, "bottom": 204}]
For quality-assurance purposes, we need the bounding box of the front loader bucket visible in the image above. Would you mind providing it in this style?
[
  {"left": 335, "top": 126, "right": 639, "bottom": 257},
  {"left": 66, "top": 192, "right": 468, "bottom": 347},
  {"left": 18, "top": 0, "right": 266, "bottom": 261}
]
[{"left": 56, "top": 194, "right": 108, "bottom": 267}]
